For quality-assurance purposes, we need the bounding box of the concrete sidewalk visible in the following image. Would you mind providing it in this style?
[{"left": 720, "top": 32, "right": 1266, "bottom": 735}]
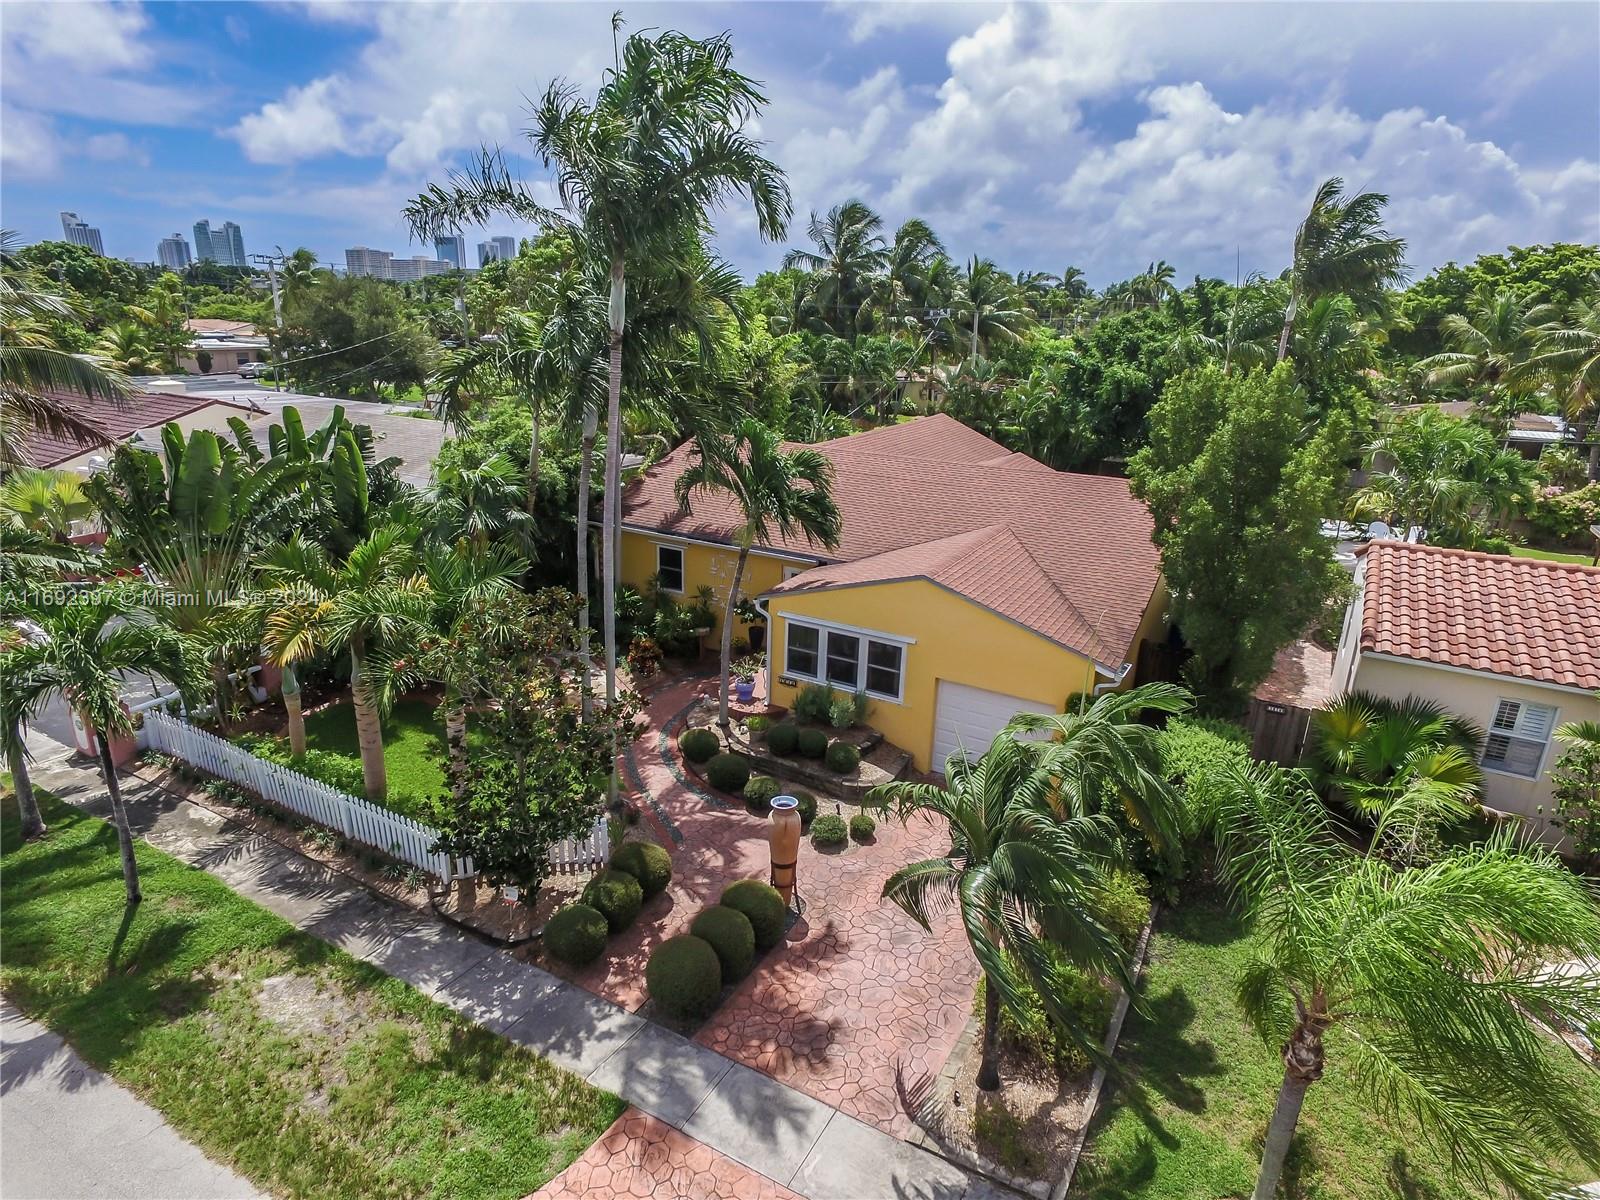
[
  {"left": 23, "top": 757, "right": 1012, "bottom": 1200},
  {"left": 1, "top": 1004, "right": 262, "bottom": 1200}
]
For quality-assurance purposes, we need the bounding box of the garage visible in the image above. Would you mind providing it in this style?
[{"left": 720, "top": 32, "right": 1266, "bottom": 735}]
[{"left": 931, "top": 680, "right": 1056, "bottom": 774}]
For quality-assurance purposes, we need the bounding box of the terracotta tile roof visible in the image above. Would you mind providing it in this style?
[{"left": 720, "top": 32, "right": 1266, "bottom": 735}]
[
  {"left": 1358, "top": 540, "right": 1600, "bottom": 691},
  {"left": 13, "top": 388, "right": 255, "bottom": 469},
  {"left": 622, "top": 415, "right": 1162, "bottom": 667}
]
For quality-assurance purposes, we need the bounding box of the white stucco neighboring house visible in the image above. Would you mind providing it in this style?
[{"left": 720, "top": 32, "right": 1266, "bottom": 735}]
[{"left": 1332, "top": 540, "right": 1600, "bottom": 845}]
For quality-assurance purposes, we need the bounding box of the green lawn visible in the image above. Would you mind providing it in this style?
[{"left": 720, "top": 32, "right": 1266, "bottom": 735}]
[
  {"left": 0, "top": 790, "right": 623, "bottom": 1200},
  {"left": 298, "top": 698, "right": 483, "bottom": 819},
  {"left": 1512, "top": 544, "right": 1597, "bottom": 565},
  {"left": 1075, "top": 895, "right": 1600, "bottom": 1200}
]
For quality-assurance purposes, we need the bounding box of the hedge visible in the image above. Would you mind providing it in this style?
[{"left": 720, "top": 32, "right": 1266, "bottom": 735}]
[
  {"left": 679, "top": 727, "right": 720, "bottom": 765},
  {"left": 543, "top": 903, "right": 609, "bottom": 966},
  {"left": 581, "top": 869, "right": 644, "bottom": 933},
  {"left": 1156, "top": 716, "right": 1252, "bottom": 837},
  {"left": 705, "top": 752, "right": 751, "bottom": 793},
  {"left": 645, "top": 935, "right": 724, "bottom": 1019},
  {"left": 767, "top": 722, "right": 800, "bottom": 756},
  {"left": 720, "top": 879, "right": 787, "bottom": 950},
  {"left": 689, "top": 905, "right": 755, "bottom": 983},
  {"left": 610, "top": 840, "right": 672, "bottom": 900}
]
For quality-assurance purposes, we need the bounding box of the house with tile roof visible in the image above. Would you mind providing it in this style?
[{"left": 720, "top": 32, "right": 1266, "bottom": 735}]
[
  {"left": 1331, "top": 540, "right": 1600, "bottom": 842},
  {"left": 619, "top": 414, "right": 1170, "bottom": 772},
  {"left": 11, "top": 387, "right": 261, "bottom": 472}
]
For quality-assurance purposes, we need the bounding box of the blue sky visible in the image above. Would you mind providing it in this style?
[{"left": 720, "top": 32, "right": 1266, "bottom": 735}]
[{"left": 3, "top": 1, "right": 1596, "bottom": 287}]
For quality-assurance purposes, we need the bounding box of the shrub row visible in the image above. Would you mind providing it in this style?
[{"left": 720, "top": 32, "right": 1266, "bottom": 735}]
[
  {"left": 763, "top": 723, "right": 863, "bottom": 774},
  {"left": 236, "top": 733, "right": 366, "bottom": 796},
  {"left": 645, "top": 879, "right": 789, "bottom": 1019},
  {"left": 544, "top": 839, "right": 674, "bottom": 967},
  {"left": 1155, "top": 716, "right": 1252, "bottom": 837}
]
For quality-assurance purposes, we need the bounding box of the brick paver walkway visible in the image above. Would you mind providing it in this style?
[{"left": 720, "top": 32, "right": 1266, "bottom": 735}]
[
  {"left": 552, "top": 671, "right": 980, "bottom": 1138},
  {"left": 531, "top": 1108, "right": 803, "bottom": 1200}
]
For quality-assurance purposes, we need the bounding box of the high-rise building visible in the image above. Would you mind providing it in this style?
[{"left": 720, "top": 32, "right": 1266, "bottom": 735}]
[
  {"left": 433, "top": 235, "right": 466, "bottom": 270},
  {"left": 60, "top": 212, "right": 105, "bottom": 255},
  {"left": 344, "top": 246, "right": 394, "bottom": 279},
  {"left": 390, "top": 256, "right": 451, "bottom": 282},
  {"left": 192, "top": 219, "right": 247, "bottom": 267},
  {"left": 157, "top": 233, "right": 193, "bottom": 271},
  {"left": 477, "top": 236, "right": 518, "bottom": 267}
]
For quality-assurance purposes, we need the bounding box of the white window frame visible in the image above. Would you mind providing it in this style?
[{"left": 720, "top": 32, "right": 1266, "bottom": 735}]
[
  {"left": 1481, "top": 697, "right": 1559, "bottom": 779},
  {"left": 782, "top": 565, "right": 805, "bottom": 581},
  {"left": 780, "top": 616, "right": 910, "bottom": 704},
  {"left": 653, "top": 542, "right": 685, "bottom": 594}
]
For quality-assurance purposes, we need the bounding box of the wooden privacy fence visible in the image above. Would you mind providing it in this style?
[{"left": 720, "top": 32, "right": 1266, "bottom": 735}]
[
  {"left": 141, "top": 711, "right": 610, "bottom": 881},
  {"left": 1243, "top": 698, "right": 1315, "bottom": 766}
]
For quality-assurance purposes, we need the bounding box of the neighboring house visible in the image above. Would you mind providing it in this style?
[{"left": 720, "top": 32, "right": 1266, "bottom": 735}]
[
  {"left": 1395, "top": 400, "right": 1577, "bottom": 461},
  {"left": 10, "top": 387, "right": 261, "bottom": 474},
  {"left": 619, "top": 414, "right": 1168, "bottom": 773},
  {"left": 1332, "top": 540, "right": 1600, "bottom": 841},
  {"left": 180, "top": 318, "right": 270, "bottom": 374}
]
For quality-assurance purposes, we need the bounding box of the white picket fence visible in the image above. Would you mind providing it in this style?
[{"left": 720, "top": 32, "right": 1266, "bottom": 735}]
[{"left": 141, "top": 711, "right": 609, "bottom": 881}]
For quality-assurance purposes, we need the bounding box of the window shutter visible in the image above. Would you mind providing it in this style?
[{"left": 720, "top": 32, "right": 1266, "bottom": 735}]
[
  {"left": 1515, "top": 702, "right": 1557, "bottom": 742},
  {"left": 1491, "top": 699, "right": 1521, "bottom": 733}
]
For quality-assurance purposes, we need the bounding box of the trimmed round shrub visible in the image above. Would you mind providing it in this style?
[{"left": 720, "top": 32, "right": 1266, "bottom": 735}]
[
  {"left": 744, "top": 774, "right": 781, "bottom": 814},
  {"left": 705, "top": 752, "right": 751, "bottom": 794},
  {"left": 690, "top": 904, "right": 756, "bottom": 983},
  {"left": 767, "top": 722, "right": 800, "bottom": 756},
  {"left": 849, "top": 812, "right": 877, "bottom": 842},
  {"left": 720, "top": 879, "right": 787, "bottom": 951},
  {"left": 679, "top": 726, "right": 720, "bottom": 764},
  {"left": 581, "top": 869, "right": 644, "bottom": 933},
  {"left": 646, "top": 935, "right": 724, "bottom": 1019},
  {"left": 544, "top": 903, "right": 608, "bottom": 966},
  {"left": 610, "top": 840, "right": 673, "bottom": 900},
  {"left": 825, "top": 739, "right": 861, "bottom": 774},
  {"left": 810, "top": 813, "right": 847, "bottom": 849},
  {"left": 797, "top": 727, "right": 828, "bottom": 759},
  {"left": 794, "top": 791, "right": 817, "bottom": 827}
]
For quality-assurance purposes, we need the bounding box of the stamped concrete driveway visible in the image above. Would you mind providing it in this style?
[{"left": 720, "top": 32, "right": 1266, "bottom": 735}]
[{"left": 1, "top": 1004, "right": 260, "bottom": 1200}]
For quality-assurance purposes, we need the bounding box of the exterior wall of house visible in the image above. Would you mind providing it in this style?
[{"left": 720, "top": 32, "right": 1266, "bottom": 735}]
[
  {"left": 1350, "top": 653, "right": 1600, "bottom": 844},
  {"left": 619, "top": 529, "right": 814, "bottom": 648},
  {"left": 1124, "top": 576, "right": 1170, "bottom": 687},
  {"left": 766, "top": 579, "right": 1100, "bottom": 771}
]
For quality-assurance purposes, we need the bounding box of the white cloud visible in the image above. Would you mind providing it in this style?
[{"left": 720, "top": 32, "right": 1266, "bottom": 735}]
[
  {"left": 3, "top": 0, "right": 151, "bottom": 70},
  {"left": 231, "top": 78, "right": 356, "bottom": 164},
  {"left": 84, "top": 131, "right": 151, "bottom": 168},
  {"left": 0, "top": 104, "right": 60, "bottom": 178}
]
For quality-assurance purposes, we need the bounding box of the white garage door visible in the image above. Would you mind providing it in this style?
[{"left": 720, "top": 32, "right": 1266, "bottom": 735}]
[{"left": 931, "top": 681, "right": 1055, "bottom": 774}]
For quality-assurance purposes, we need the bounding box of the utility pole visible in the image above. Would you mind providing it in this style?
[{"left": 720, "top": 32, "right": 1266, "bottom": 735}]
[{"left": 249, "top": 249, "right": 288, "bottom": 392}]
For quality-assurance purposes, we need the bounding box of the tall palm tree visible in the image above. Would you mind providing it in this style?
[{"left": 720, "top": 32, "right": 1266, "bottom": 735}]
[
  {"left": 4, "top": 587, "right": 192, "bottom": 899},
  {"left": 673, "top": 418, "right": 840, "bottom": 728},
  {"left": 257, "top": 526, "right": 433, "bottom": 801},
  {"left": 782, "top": 200, "right": 887, "bottom": 340},
  {"left": 1210, "top": 759, "right": 1600, "bottom": 1200},
  {"left": 869, "top": 731, "right": 1136, "bottom": 1091},
  {"left": 0, "top": 232, "right": 131, "bottom": 464},
  {"left": 1277, "top": 177, "right": 1408, "bottom": 362},
  {"left": 405, "top": 22, "right": 790, "bottom": 759},
  {"left": 1419, "top": 288, "right": 1552, "bottom": 434},
  {"left": 1130, "top": 260, "right": 1177, "bottom": 309},
  {"left": 1310, "top": 691, "right": 1484, "bottom": 861},
  {"left": 951, "top": 256, "right": 1030, "bottom": 362},
  {"left": 1529, "top": 292, "right": 1600, "bottom": 478},
  {"left": 880, "top": 218, "right": 946, "bottom": 322}
]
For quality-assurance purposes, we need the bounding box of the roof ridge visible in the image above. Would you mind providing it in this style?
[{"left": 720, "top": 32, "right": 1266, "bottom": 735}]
[{"left": 1366, "top": 538, "right": 1600, "bottom": 576}]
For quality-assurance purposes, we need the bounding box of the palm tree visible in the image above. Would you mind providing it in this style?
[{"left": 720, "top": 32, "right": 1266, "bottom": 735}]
[
  {"left": 94, "top": 321, "right": 157, "bottom": 374},
  {"left": 880, "top": 218, "right": 946, "bottom": 323},
  {"left": 869, "top": 731, "right": 1136, "bottom": 1091},
  {"left": 1277, "top": 177, "right": 1408, "bottom": 362},
  {"left": 951, "top": 257, "right": 1030, "bottom": 362},
  {"left": 782, "top": 200, "right": 887, "bottom": 339},
  {"left": 257, "top": 526, "right": 433, "bottom": 801},
  {"left": 431, "top": 447, "right": 534, "bottom": 553},
  {"left": 1130, "top": 260, "right": 1178, "bottom": 309},
  {"left": 1210, "top": 759, "right": 1600, "bottom": 1200},
  {"left": 673, "top": 418, "right": 840, "bottom": 728},
  {"left": 1, "top": 467, "right": 94, "bottom": 542},
  {"left": 1310, "top": 691, "right": 1484, "bottom": 861},
  {"left": 1529, "top": 292, "right": 1600, "bottom": 478},
  {"left": 405, "top": 22, "right": 790, "bottom": 761},
  {"left": 1418, "top": 288, "right": 1552, "bottom": 434},
  {"left": 1, "top": 232, "right": 131, "bottom": 464},
  {"left": 4, "top": 587, "right": 192, "bottom": 899}
]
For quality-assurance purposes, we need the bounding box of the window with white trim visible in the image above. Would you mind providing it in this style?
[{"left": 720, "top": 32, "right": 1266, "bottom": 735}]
[
  {"left": 783, "top": 619, "right": 906, "bottom": 702},
  {"left": 782, "top": 565, "right": 805, "bottom": 581},
  {"left": 655, "top": 544, "right": 684, "bottom": 593},
  {"left": 1481, "top": 698, "right": 1558, "bottom": 778}
]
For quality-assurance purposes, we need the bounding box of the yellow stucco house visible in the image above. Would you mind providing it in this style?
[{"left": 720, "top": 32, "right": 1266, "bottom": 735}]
[{"left": 619, "top": 415, "right": 1169, "bottom": 773}]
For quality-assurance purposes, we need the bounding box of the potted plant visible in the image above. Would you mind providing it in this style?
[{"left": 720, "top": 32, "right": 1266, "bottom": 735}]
[
  {"left": 732, "top": 653, "right": 763, "bottom": 704},
  {"left": 733, "top": 596, "right": 766, "bottom": 651},
  {"left": 687, "top": 586, "right": 719, "bottom": 637}
]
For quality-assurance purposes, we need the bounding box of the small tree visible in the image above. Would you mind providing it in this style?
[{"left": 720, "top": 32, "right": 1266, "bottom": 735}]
[
  {"left": 1129, "top": 363, "right": 1348, "bottom": 711},
  {"left": 424, "top": 589, "right": 640, "bottom": 904}
]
